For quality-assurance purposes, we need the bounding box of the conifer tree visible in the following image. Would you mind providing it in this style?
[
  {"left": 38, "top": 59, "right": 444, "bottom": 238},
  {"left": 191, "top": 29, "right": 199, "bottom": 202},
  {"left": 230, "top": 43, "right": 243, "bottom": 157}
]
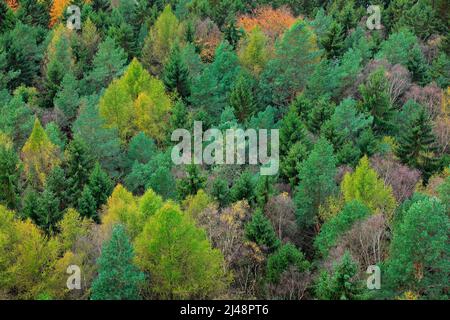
[
  {"left": 21, "top": 118, "right": 61, "bottom": 189},
  {"left": 78, "top": 186, "right": 98, "bottom": 222},
  {"left": 162, "top": 43, "right": 190, "bottom": 101},
  {"left": 341, "top": 156, "right": 396, "bottom": 217},
  {"left": 64, "top": 136, "right": 94, "bottom": 206},
  {"left": 396, "top": 109, "right": 440, "bottom": 182},
  {"left": 294, "top": 138, "right": 337, "bottom": 230},
  {"left": 315, "top": 251, "right": 362, "bottom": 300},
  {"left": 245, "top": 209, "right": 280, "bottom": 252},
  {"left": 87, "top": 162, "right": 113, "bottom": 211},
  {"left": 229, "top": 72, "right": 257, "bottom": 122},
  {"left": 0, "top": 140, "right": 20, "bottom": 209},
  {"left": 91, "top": 224, "right": 145, "bottom": 300}
]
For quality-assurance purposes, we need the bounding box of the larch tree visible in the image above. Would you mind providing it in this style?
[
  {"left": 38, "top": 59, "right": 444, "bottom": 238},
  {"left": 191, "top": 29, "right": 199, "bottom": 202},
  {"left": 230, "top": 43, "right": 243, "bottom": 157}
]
[
  {"left": 341, "top": 156, "right": 396, "bottom": 218},
  {"left": 21, "top": 118, "right": 61, "bottom": 189},
  {"left": 134, "top": 202, "right": 229, "bottom": 299},
  {"left": 141, "top": 5, "right": 182, "bottom": 76}
]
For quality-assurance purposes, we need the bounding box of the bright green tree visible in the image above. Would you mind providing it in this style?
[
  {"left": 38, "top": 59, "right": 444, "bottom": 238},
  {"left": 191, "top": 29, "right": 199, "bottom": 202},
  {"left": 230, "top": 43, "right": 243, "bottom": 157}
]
[
  {"left": 341, "top": 156, "right": 396, "bottom": 217},
  {"left": 134, "top": 203, "right": 228, "bottom": 299}
]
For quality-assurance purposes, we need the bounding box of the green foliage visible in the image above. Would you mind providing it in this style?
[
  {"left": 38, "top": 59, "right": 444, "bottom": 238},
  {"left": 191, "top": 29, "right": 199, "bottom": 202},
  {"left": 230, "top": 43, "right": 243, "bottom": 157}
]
[
  {"left": 385, "top": 197, "right": 449, "bottom": 299},
  {"left": 358, "top": 67, "right": 394, "bottom": 135},
  {"left": 341, "top": 156, "right": 396, "bottom": 217},
  {"left": 295, "top": 138, "right": 337, "bottom": 229},
  {"left": 91, "top": 224, "right": 145, "bottom": 300},
  {"left": 266, "top": 243, "right": 310, "bottom": 283},
  {"left": 63, "top": 136, "right": 95, "bottom": 206},
  {"left": 396, "top": 108, "right": 440, "bottom": 182},
  {"left": 84, "top": 37, "right": 127, "bottom": 94},
  {"left": 177, "top": 165, "right": 207, "bottom": 200},
  {"left": 230, "top": 170, "right": 256, "bottom": 204},
  {"left": 315, "top": 251, "right": 362, "bottom": 300},
  {"left": 135, "top": 203, "right": 228, "bottom": 299},
  {"left": 162, "top": 42, "right": 190, "bottom": 100},
  {"left": 0, "top": 142, "right": 21, "bottom": 209},
  {"left": 229, "top": 71, "right": 257, "bottom": 122},
  {"left": 245, "top": 209, "right": 280, "bottom": 252},
  {"left": 259, "top": 20, "right": 322, "bottom": 107},
  {"left": 211, "top": 177, "right": 230, "bottom": 208},
  {"left": 191, "top": 41, "right": 241, "bottom": 121},
  {"left": 315, "top": 201, "right": 371, "bottom": 256}
]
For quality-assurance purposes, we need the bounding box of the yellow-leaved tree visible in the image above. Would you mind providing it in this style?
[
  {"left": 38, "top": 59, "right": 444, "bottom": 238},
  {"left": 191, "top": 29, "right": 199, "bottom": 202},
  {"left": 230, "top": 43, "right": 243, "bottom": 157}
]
[
  {"left": 341, "top": 156, "right": 396, "bottom": 218},
  {"left": 99, "top": 58, "right": 173, "bottom": 144},
  {"left": 21, "top": 118, "right": 60, "bottom": 188}
]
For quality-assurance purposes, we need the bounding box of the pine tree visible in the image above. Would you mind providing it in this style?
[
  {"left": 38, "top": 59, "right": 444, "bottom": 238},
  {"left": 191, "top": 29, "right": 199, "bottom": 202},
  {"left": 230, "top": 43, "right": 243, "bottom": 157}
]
[
  {"left": 245, "top": 209, "right": 280, "bottom": 252},
  {"left": 91, "top": 224, "right": 145, "bottom": 300},
  {"left": 321, "top": 21, "right": 344, "bottom": 59},
  {"left": 21, "top": 118, "right": 61, "bottom": 189},
  {"left": 73, "top": 97, "right": 123, "bottom": 179},
  {"left": 162, "top": 43, "right": 190, "bottom": 101},
  {"left": 294, "top": 138, "right": 337, "bottom": 230},
  {"left": 87, "top": 162, "right": 113, "bottom": 211},
  {"left": 16, "top": 0, "right": 50, "bottom": 27},
  {"left": 255, "top": 175, "right": 275, "bottom": 209},
  {"left": 64, "top": 136, "right": 94, "bottom": 206},
  {"left": 279, "top": 105, "right": 309, "bottom": 158},
  {"left": 267, "top": 243, "right": 310, "bottom": 283},
  {"left": 54, "top": 72, "right": 79, "bottom": 128},
  {"left": 211, "top": 177, "right": 230, "bottom": 208},
  {"left": 315, "top": 251, "right": 362, "bottom": 300},
  {"left": 78, "top": 186, "right": 98, "bottom": 222},
  {"left": 396, "top": 109, "right": 440, "bottom": 182},
  {"left": 385, "top": 197, "right": 449, "bottom": 299},
  {"left": 358, "top": 67, "right": 394, "bottom": 135},
  {"left": 0, "top": 2, "right": 15, "bottom": 33},
  {"left": 307, "top": 98, "right": 335, "bottom": 135},
  {"left": 45, "top": 166, "right": 69, "bottom": 211},
  {"left": 36, "top": 189, "right": 61, "bottom": 234},
  {"left": 230, "top": 171, "right": 256, "bottom": 204},
  {"left": 229, "top": 72, "right": 257, "bottom": 122},
  {"left": 84, "top": 37, "right": 127, "bottom": 94},
  {"left": 0, "top": 142, "right": 20, "bottom": 209},
  {"left": 176, "top": 165, "right": 206, "bottom": 200}
]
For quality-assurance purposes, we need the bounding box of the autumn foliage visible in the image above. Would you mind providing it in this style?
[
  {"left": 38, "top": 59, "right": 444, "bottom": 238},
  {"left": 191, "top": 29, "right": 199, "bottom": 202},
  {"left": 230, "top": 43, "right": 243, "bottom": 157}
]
[
  {"left": 5, "top": 0, "right": 19, "bottom": 11},
  {"left": 237, "top": 6, "right": 297, "bottom": 42}
]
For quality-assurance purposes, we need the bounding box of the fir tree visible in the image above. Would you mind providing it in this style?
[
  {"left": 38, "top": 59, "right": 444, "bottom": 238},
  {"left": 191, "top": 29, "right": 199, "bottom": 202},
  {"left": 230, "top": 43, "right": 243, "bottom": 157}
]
[
  {"left": 245, "top": 209, "right": 280, "bottom": 252},
  {"left": 91, "top": 224, "right": 145, "bottom": 300},
  {"left": 396, "top": 109, "right": 440, "bottom": 182},
  {"left": 162, "top": 43, "right": 190, "bottom": 101}
]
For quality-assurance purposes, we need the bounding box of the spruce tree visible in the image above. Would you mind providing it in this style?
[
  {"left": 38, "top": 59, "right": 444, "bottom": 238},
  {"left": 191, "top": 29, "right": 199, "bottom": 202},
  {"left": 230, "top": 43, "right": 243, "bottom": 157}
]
[
  {"left": 396, "top": 109, "right": 439, "bottom": 182},
  {"left": 91, "top": 224, "right": 145, "bottom": 300},
  {"left": 64, "top": 136, "right": 95, "bottom": 206},
  {"left": 78, "top": 186, "right": 98, "bottom": 222},
  {"left": 162, "top": 43, "right": 190, "bottom": 100},
  {"left": 245, "top": 209, "right": 280, "bottom": 252},
  {"left": 87, "top": 162, "right": 113, "bottom": 211},
  {"left": 229, "top": 72, "right": 257, "bottom": 122},
  {"left": 0, "top": 142, "right": 20, "bottom": 209}
]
